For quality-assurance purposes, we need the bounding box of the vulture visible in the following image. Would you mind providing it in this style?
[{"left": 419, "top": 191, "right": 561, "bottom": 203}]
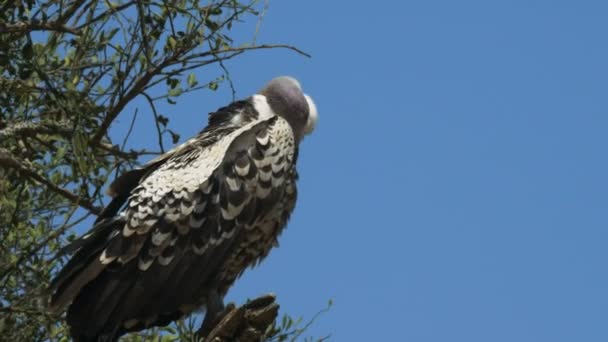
[{"left": 49, "top": 76, "right": 318, "bottom": 341}]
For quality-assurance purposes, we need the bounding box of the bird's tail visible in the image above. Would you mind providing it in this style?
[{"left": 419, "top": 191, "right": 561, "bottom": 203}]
[
  {"left": 48, "top": 215, "right": 124, "bottom": 313},
  {"left": 48, "top": 216, "right": 128, "bottom": 342}
]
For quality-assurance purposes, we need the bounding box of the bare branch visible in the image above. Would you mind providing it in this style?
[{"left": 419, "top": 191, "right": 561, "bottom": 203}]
[
  {"left": 142, "top": 92, "right": 166, "bottom": 153},
  {"left": 191, "top": 43, "right": 312, "bottom": 60},
  {"left": 120, "top": 109, "right": 138, "bottom": 151}
]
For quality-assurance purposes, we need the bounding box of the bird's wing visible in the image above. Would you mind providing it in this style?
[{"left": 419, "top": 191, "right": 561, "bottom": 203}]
[
  {"left": 50, "top": 109, "right": 298, "bottom": 339},
  {"left": 53, "top": 100, "right": 251, "bottom": 257}
]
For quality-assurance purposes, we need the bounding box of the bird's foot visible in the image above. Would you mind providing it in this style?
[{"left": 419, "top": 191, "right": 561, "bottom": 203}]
[
  {"left": 196, "top": 289, "right": 234, "bottom": 339},
  {"left": 196, "top": 303, "right": 235, "bottom": 339}
]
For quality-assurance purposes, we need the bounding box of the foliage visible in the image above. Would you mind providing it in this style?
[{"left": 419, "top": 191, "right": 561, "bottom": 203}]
[
  {"left": 266, "top": 299, "right": 333, "bottom": 342},
  {"left": 0, "top": 0, "right": 312, "bottom": 340}
]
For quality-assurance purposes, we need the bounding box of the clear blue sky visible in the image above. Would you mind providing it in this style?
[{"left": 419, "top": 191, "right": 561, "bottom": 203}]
[{"left": 110, "top": 1, "right": 608, "bottom": 341}]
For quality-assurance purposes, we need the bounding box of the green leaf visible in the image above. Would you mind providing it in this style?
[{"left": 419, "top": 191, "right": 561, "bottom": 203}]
[
  {"left": 169, "top": 130, "right": 180, "bottom": 144},
  {"left": 167, "top": 78, "right": 180, "bottom": 88},
  {"left": 156, "top": 115, "right": 169, "bottom": 127},
  {"left": 168, "top": 36, "right": 177, "bottom": 50},
  {"left": 107, "top": 28, "right": 120, "bottom": 41},
  {"left": 168, "top": 87, "right": 182, "bottom": 97},
  {"left": 187, "top": 73, "right": 198, "bottom": 88},
  {"left": 73, "top": 132, "right": 89, "bottom": 174}
]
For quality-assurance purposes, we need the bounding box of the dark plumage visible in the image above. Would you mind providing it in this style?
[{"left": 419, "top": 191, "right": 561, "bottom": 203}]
[{"left": 49, "top": 76, "right": 318, "bottom": 341}]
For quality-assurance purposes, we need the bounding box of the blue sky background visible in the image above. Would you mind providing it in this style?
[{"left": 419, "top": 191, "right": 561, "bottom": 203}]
[{"left": 108, "top": 1, "right": 608, "bottom": 341}]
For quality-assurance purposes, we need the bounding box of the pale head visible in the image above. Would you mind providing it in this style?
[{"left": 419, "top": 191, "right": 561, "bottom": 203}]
[{"left": 259, "top": 76, "right": 318, "bottom": 140}]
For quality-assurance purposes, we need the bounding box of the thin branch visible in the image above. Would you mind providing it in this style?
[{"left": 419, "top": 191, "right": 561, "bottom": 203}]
[
  {"left": 215, "top": 46, "right": 237, "bottom": 101},
  {"left": 253, "top": 0, "right": 270, "bottom": 45},
  {"left": 0, "top": 121, "right": 73, "bottom": 140},
  {"left": 143, "top": 44, "right": 310, "bottom": 92},
  {"left": 120, "top": 109, "right": 138, "bottom": 151},
  {"left": 136, "top": 1, "right": 153, "bottom": 64},
  {"left": 96, "top": 142, "right": 140, "bottom": 160},
  {"left": 74, "top": 1, "right": 137, "bottom": 30},
  {"left": 0, "top": 21, "right": 80, "bottom": 35},
  {"left": 42, "top": 0, "right": 87, "bottom": 45},
  {"left": 0, "top": 148, "right": 101, "bottom": 215},
  {"left": 92, "top": 65, "right": 159, "bottom": 145},
  {"left": 0, "top": 208, "right": 92, "bottom": 289},
  {"left": 0, "top": 306, "right": 53, "bottom": 316},
  {"left": 192, "top": 43, "right": 311, "bottom": 60},
  {"left": 57, "top": 0, "right": 87, "bottom": 25},
  {"left": 90, "top": 2, "right": 309, "bottom": 145},
  {"left": 142, "top": 92, "right": 166, "bottom": 153}
]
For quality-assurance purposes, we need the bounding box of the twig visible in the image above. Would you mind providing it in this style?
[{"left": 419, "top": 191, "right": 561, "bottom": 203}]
[
  {"left": 253, "top": 0, "right": 270, "bottom": 44},
  {"left": 96, "top": 142, "right": 140, "bottom": 160},
  {"left": 92, "top": 64, "right": 161, "bottom": 145},
  {"left": 0, "top": 306, "right": 53, "bottom": 316},
  {"left": 120, "top": 109, "right": 138, "bottom": 151},
  {"left": 191, "top": 43, "right": 311, "bottom": 60},
  {"left": 74, "top": 1, "right": 137, "bottom": 30},
  {"left": 136, "top": 1, "right": 153, "bottom": 65},
  {"left": 57, "top": 0, "right": 87, "bottom": 25},
  {"left": 143, "top": 43, "right": 309, "bottom": 93},
  {"left": 142, "top": 92, "right": 165, "bottom": 153},
  {"left": 0, "top": 205, "right": 89, "bottom": 285},
  {"left": 0, "top": 21, "right": 80, "bottom": 35},
  {"left": 209, "top": 38, "right": 237, "bottom": 101},
  {"left": 0, "top": 148, "right": 100, "bottom": 215}
]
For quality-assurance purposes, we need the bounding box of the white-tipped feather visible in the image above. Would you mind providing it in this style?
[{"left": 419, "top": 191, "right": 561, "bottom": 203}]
[
  {"left": 138, "top": 257, "right": 154, "bottom": 271},
  {"left": 158, "top": 254, "right": 175, "bottom": 266},
  {"left": 99, "top": 250, "right": 116, "bottom": 265}
]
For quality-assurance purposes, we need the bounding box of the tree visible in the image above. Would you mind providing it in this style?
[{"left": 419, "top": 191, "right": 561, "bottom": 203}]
[{"left": 0, "top": 1, "right": 326, "bottom": 341}]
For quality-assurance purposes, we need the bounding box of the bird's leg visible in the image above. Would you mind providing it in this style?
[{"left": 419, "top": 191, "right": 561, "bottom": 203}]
[{"left": 196, "top": 289, "right": 229, "bottom": 338}]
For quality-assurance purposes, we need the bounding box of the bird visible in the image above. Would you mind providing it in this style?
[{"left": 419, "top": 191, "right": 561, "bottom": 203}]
[{"left": 48, "top": 76, "right": 318, "bottom": 341}]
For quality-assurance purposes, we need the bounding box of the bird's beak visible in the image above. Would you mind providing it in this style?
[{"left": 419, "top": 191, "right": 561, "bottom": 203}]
[{"left": 304, "top": 94, "right": 318, "bottom": 135}]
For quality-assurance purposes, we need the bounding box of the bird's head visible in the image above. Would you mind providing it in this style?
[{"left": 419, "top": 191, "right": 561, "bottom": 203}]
[{"left": 259, "top": 76, "right": 318, "bottom": 140}]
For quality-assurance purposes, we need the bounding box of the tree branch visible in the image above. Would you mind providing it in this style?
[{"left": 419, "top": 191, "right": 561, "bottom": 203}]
[
  {"left": 91, "top": 43, "right": 309, "bottom": 145},
  {"left": 200, "top": 294, "right": 280, "bottom": 342},
  {"left": 0, "top": 21, "right": 80, "bottom": 35},
  {"left": 75, "top": 1, "right": 137, "bottom": 30},
  {"left": 0, "top": 148, "right": 101, "bottom": 215},
  {"left": 0, "top": 121, "right": 73, "bottom": 140},
  {"left": 57, "top": 0, "right": 87, "bottom": 25}
]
